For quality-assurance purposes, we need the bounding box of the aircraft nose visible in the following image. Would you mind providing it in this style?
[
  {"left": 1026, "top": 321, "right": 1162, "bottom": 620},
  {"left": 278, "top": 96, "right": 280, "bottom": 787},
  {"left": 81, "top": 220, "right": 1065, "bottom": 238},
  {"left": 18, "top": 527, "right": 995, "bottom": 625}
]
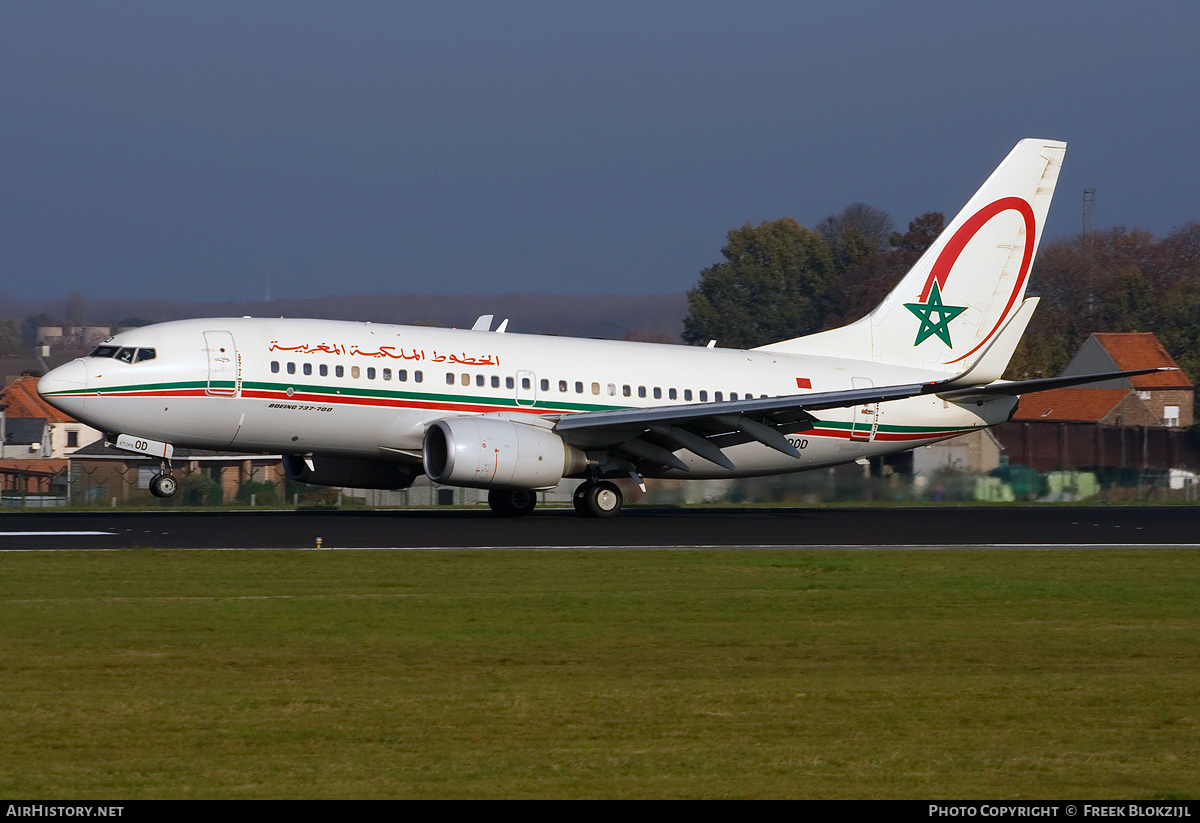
[{"left": 37, "top": 360, "right": 89, "bottom": 413}]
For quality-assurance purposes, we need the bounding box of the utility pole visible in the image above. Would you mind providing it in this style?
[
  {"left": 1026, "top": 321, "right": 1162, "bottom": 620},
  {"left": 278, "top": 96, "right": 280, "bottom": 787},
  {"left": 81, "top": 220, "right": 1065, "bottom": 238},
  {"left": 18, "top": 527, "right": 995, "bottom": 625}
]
[{"left": 1083, "top": 188, "right": 1096, "bottom": 319}]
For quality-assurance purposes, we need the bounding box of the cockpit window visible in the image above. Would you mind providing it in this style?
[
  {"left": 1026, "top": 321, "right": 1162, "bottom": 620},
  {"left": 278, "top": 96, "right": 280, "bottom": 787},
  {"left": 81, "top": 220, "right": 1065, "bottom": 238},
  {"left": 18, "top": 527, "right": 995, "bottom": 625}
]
[{"left": 91, "top": 345, "right": 156, "bottom": 363}]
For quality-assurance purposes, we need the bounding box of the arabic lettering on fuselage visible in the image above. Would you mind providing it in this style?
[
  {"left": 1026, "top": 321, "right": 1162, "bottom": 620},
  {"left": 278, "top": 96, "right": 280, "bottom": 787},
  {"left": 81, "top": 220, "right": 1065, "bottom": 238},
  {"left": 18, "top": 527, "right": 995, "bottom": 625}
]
[{"left": 267, "top": 341, "right": 498, "bottom": 366}]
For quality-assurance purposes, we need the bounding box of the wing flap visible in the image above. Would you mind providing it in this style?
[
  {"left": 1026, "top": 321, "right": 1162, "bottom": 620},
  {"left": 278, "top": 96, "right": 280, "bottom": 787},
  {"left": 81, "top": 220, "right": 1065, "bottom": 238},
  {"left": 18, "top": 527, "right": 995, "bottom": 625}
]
[{"left": 554, "top": 380, "right": 940, "bottom": 473}]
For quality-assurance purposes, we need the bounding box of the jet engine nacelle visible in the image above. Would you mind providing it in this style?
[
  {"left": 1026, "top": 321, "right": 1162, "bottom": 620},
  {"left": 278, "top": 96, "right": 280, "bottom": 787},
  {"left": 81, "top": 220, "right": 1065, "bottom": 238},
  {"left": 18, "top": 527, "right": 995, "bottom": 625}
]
[
  {"left": 423, "top": 416, "right": 587, "bottom": 490},
  {"left": 282, "top": 454, "right": 419, "bottom": 490}
]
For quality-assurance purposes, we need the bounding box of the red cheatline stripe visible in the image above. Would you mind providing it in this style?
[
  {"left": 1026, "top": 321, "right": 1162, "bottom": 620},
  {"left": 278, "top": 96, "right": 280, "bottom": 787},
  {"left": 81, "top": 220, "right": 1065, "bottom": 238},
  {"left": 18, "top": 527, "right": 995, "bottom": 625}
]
[
  {"left": 243, "top": 389, "right": 568, "bottom": 416},
  {"left": 54, "top": 386, "right": 976, "bottom": 441},
  {"left": 807, "top": 426, "right": 973, "bottom": 442}
]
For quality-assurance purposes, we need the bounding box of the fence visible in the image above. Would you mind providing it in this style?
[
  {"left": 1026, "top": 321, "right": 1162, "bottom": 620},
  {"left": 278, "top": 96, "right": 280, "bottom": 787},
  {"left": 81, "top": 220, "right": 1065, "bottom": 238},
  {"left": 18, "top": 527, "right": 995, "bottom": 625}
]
[{"left": 3, "top": 456, "right": 1198, "bottom": 509}]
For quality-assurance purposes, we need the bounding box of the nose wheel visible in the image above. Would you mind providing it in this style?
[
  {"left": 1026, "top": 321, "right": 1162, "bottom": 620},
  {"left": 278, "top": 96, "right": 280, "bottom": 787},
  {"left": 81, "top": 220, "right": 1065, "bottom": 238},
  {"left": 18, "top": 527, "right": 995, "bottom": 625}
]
[
  {"left": 573, "top": 480, "right": 623, "bottom": 518},
  {"left": 149, "top": 460, "right": 178, "bottom": 498}
]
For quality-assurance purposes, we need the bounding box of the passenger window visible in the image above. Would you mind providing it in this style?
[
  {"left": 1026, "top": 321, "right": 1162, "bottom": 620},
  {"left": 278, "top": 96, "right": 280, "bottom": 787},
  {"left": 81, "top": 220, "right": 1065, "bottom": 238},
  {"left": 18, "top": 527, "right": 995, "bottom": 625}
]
[
  {"left": 491, "top": 376, "right": 500, "bottom": 388},
  {"left": 668, "top": 388, "right": 677, "bottom": 400},
  {"left": 638, "top": 386, "right": 646, "bottom": 398},
  {"left": 320, "top": 364, "right": 328, "bottom": 377},
  {"left": 303, "top": 363, "right": 312, "bottom": 376},
  {"left": 592, "top": 382, "right": 600, "bottom": 395},
  {"left": 383, "top": 369, "right": 391, "bottom": 381},
  {"left": 575, "top": 381, "right": 583, "bottom": 394},
  {"left": 558, "top": 380, "right": 567, "bottom": 392},
  {"left": 335, "top": 365, "right": 344, "bottom": 378},
  {"left": 608, "top": 383, "right": 616, "bottom": 396},
  {"left": 684, "top": 389, "right": 693, "bottom": 401},
  {"left": 398, "top": 370, "right": 407, "bottom": 381},
  {"left": 446, "top": 373, "right": 455, "bottom": 385},
  {"left": 476, "top": 374, "right": 485, "bottom": 387},
  {"left": 367, "top": 367, "right": 376, "bottom": 379},
  {"left": 271, "top": 361, "right": 279, "bottom": 373},
  {"left": 653, "top": 387, "right": 662, "bottom": 399},
  {"left": 700, "top": 390, "right": 708, "bottom": 402},
  {"left": 623, "top": 385, "right": 631, "bottom": 397},
  {"left": 522, "top": 377, "right": 531, "bottom": 389},
  {"left": 715, "top": 391, "right": 723, "bottom": 401},
  {"left": 460, "top": 373, "right": 469, "bottom": 386},
  {"left": 506, "top": 377, "right": 514, "bottom": 389},
  {"left": 287, "top": 362, "right": 296, "bottom": 374},
  {"left": 731, "top": 392, "right": 738, "bottom": 400},
  {"left": 351, "top": 366, "right": 360, "bottom": 379},
  {"left": 414, "top": 371, "right": 423, "bottom": 382}
]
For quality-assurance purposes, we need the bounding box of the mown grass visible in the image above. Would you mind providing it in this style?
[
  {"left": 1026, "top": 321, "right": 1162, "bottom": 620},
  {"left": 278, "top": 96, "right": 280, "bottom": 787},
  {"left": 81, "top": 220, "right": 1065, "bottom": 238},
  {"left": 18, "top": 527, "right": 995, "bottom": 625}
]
[{"left": 1, "top": 548, "right": 1198, "bottom": 799}]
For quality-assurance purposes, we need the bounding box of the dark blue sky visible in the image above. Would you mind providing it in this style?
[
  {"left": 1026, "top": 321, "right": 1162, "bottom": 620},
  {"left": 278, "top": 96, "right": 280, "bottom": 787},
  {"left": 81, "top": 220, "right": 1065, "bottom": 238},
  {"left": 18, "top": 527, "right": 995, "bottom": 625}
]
[{"left": 3, "top": 1, "right": 1198, "bottom": 303}]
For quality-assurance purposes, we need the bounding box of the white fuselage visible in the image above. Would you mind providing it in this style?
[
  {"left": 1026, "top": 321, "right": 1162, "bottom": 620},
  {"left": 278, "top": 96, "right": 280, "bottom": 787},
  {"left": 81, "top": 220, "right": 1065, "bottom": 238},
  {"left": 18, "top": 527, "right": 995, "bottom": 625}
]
[{"left": 38, "top": 317, "right": 1015, "bottom": 482}]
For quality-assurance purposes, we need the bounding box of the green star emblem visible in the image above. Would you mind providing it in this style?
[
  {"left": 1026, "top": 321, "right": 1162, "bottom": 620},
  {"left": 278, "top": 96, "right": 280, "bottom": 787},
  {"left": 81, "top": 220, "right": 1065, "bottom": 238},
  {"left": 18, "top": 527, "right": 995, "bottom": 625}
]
[{"left": 904, "top": 281, "right": 967, "bottom": 347}]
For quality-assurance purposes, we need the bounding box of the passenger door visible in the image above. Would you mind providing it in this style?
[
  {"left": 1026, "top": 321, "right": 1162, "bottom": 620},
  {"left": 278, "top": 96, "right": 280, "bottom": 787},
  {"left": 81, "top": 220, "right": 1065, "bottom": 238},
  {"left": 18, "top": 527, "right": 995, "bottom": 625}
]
[
  {"left": 850, "top": 377, "right": 878, "bottom": 442},
  {"left": 515, "top": 370, "right": 537, "bottom": 407},
  {"left": 204, "top": 331, "right": 240, "bottom": 397}
]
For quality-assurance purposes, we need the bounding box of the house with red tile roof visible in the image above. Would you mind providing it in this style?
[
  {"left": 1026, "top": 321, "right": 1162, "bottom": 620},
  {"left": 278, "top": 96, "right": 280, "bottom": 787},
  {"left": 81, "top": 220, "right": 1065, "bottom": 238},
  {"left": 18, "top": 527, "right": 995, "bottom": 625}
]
[
  {"left": 1055, "top": 332, "right": 1193, "bottom": 427},
  {"left": 1, "top": 376, "right": 101, "bottom": 459},
  {"left": 1010, "top": 388, "right": 1161, "bottom": 427},
  {"left": 994, "top": 333, "right": 1198, "bottom": 473}
]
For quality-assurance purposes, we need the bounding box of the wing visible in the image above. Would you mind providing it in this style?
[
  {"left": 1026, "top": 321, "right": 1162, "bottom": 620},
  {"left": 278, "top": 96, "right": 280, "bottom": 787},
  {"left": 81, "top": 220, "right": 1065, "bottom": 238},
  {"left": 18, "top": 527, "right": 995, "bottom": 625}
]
[
  {"left": 551, "top": 368, "right": 1172, "bottom": 473},
  {"left": 553, "top": 380, "right": 942, "bottom": 471}
]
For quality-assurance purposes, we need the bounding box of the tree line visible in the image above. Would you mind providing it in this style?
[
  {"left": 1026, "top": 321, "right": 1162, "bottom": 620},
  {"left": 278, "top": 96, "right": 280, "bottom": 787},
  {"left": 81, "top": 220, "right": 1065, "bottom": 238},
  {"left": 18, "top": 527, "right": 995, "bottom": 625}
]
[{"left": 684, "top": 207, "right": 1200, "bottom": 382}]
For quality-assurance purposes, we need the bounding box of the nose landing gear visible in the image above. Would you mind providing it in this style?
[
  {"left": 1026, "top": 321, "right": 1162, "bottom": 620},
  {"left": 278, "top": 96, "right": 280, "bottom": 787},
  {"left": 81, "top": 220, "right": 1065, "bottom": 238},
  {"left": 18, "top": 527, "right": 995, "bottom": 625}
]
[{"left": 149, "top": 459, "right": 178, "bottom": 498}]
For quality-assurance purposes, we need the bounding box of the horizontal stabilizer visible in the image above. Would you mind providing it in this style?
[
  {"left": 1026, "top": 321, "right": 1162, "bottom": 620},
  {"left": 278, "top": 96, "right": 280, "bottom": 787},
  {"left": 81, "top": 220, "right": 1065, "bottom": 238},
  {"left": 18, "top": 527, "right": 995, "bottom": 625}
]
[
  {"left": 941, "top": 297, "right": 1039, "bottom": 388},
  {"left": 937, "top": 368, "right": 1176, "bottom": 402}
]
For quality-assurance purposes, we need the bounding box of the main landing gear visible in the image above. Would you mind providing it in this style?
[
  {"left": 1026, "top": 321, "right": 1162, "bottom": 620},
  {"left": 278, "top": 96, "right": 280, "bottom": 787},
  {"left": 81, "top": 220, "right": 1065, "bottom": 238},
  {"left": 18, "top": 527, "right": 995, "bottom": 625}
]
[
  {"left": 148, "top": 459, "right": 178, "bottom": 499},
  {"left": 487, "top": 488, "right": 537, "bottom": 517},
  {"left": 573, "top": 480, "right": 622, "bottom": 518},
  {"left": 486, "top": 482, "right": 624, "bottom": 518}
]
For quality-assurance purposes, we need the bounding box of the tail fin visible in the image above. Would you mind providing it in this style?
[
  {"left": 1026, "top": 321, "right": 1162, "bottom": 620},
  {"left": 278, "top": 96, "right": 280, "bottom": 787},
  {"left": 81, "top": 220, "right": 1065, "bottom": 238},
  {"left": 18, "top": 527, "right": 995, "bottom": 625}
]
[{"left": 757, "top": 138, "right": 1066, "bottom": 377}]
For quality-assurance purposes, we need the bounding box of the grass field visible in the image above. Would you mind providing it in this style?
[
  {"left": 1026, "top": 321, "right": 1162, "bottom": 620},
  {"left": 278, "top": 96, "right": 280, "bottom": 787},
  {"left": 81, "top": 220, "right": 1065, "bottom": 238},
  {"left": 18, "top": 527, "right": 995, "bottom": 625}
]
[{"left": 1, "top": 548, "right": 1198, "bottom": 799}]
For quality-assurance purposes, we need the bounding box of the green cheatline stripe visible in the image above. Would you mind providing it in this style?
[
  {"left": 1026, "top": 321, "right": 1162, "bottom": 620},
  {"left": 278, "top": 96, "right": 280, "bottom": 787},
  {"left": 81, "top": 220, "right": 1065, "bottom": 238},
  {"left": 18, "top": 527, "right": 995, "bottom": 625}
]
[
  {"left": 816, "top": 420, "right": 976, "bottom": 434},
  {"left": 42, "top": 380, "right": 210, "bottom": 396},
  {"left": 45, "top": 377, "right": 624, "bottom": 414},
  {"left": 246, "top": 380, "right": 629, "bottom": 413},
  {"left": 43, "top": 379, "right": 976, "bottom": 435}
]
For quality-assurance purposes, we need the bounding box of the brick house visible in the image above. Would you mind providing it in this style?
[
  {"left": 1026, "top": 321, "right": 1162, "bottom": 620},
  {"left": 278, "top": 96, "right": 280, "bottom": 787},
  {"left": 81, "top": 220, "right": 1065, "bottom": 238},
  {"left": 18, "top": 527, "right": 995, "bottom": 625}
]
[
  {"left": 993, "top": 332, "right": 1198, "bottom": 473},
  {"left": 1, "top": 375, "right": 102, "bottom": 458},
  {"left": 1058, "top": 332, "right": 1193, "bottom": 427}
]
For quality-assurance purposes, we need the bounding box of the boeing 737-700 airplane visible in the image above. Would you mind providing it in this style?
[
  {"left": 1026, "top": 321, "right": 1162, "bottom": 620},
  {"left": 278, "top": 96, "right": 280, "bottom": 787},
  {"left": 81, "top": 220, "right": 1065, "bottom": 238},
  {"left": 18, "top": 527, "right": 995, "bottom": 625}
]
[{"left": 37, "top": 139, "right": 1162, "bottom": 517}]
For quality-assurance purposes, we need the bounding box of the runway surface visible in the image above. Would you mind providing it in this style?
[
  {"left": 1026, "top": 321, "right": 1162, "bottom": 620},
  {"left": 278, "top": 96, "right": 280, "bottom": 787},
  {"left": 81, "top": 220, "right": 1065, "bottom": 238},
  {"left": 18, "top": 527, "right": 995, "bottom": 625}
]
[{"left": 0, "top": 505, "right": 1198, "bottom": 550}]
